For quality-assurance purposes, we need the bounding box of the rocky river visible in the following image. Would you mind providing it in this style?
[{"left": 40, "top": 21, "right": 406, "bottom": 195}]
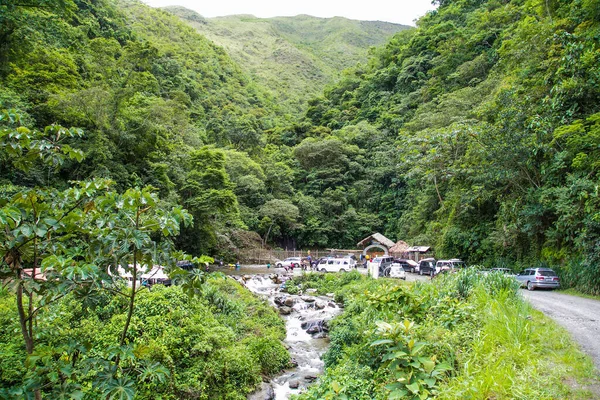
[{"left": 230, "top": 271, "right": 342, "bottom": 399}]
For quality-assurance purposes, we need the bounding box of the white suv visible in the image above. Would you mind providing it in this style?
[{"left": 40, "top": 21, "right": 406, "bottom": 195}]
[{"left": 316, "top": 258, "right": 354, "bottom": 273}]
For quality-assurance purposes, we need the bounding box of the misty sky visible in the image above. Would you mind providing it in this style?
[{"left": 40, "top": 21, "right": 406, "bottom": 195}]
[{"left": 140, "top": 0, "right": 438, "bottom": 26}]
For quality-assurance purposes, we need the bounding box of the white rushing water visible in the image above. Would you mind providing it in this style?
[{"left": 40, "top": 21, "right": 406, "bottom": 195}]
[{"left": 241, "top": 273, "right": 341, "bottom": 399}]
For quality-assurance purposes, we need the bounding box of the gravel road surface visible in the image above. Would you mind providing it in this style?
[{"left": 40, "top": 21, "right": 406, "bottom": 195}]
[{"left": 521, "top": 289, "right": 600, "bottom": 371}]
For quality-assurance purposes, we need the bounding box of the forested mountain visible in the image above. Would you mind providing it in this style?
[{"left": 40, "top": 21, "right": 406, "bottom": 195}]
[
  {"left": 164, "top": 8, "right": 409, "bottom": 113},
  {"left": 2, "top": 0, "right": 600, "bottom": 295},
  {"left": 0, "top": 0, "right": 285, "bottom": 256},
  {"left": 298, "top": 0, "right": 600, "bottom": 292}
]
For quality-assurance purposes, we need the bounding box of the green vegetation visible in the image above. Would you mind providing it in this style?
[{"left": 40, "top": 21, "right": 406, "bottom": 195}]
[
  {"left": 292, "top": 0, "right": 600, "bottom": 294},
  {"left": 0, "top": 278, "right": 288, "bottom": 399},
  {"left": 166, "top": 9, "right": 409, "bottom": 113},
  {"left": 2, "top": 0, "right": 600, "bottom": 396},
  {"left": 285, "top": 271, "right": 598, "bottom": 399},
  {"left": 5, "top": 0, "right": 599, "bottom": 294}
]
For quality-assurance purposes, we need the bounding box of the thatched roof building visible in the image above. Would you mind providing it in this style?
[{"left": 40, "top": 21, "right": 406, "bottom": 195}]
[
  {"left": 357, "top": 233, "right": 395, "bottom": 249},
  {"left": 389, "top": 240, "right": 410, "bottom": 255}
]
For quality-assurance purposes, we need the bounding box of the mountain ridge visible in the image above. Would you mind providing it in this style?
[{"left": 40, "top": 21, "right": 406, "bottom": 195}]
[{"left": 163, "top": 6, "right": 410, "bottom": 113}]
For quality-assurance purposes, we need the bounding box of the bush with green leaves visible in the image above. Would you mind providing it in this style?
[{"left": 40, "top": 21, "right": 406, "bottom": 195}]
[{"left": 0, "top": 278, "right": 288, "bottom": 399}]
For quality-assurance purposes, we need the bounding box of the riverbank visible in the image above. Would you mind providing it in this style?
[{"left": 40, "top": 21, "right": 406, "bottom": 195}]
[{"left": 283, "top": 270, "right": 599, "bottom": 399}]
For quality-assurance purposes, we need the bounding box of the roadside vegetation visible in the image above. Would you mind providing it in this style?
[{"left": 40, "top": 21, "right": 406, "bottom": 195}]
[{"left": 285, "top": 270, "right": 598, "bottom": 399}]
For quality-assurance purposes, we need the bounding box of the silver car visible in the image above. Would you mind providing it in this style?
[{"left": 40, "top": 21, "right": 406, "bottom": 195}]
[{"left": 515, "top": 268, "right": 560, "bottom": 291}]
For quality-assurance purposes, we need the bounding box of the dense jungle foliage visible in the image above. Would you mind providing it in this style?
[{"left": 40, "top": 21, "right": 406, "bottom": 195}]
[
  {"left": 284, "top": 270, "right": 597, "bottom": 399},
  {"left": 297, "top": 0, "right": 600, "bottom": 294},
  {"left": 3, "top": 0, "right": 600, "bottom": 398},
  {"left": 0, "top": 278, "right": 289, "bottom": 398},
  {"left": 3, "top": 0, "right": 599, "bottom": 294}
]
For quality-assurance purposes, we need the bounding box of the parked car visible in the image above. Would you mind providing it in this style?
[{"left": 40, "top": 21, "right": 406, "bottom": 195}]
[
  {"left": 515, "top": 268, "right": 560, "bottom": 291},
  {"left": 276, "top": 257, "right": 302, "bottom": 269},
  {"left": 388, "top": 263, "right": 407, "bottom": 280},
  {"left": 316, "top": 258, "right": 354, "bottom": 273},
  {"left": 368, "top": 256, "right": 394, "bottom": 276},
  {"left": 393, "top": 258, "right": 419, "bottom": 273},
  {"left": 418, "top": 258, "right": 437, "bottom": 276},
  {"left": 435, "top": 259, "right": 467, "bottom": 275}
]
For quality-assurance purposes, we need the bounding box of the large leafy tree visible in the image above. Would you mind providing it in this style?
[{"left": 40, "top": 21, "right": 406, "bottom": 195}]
[{"left": 0, "top": 109, "right": 194, "bottom": 398}]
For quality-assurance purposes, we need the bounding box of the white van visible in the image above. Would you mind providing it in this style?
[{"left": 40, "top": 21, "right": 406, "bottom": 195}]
[{"left": 316, "top": 258, "right": 354, "bottom": 273}]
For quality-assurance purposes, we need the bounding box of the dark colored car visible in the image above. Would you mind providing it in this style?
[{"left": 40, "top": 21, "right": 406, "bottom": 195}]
[
  {"left": 418, "top": 258, "right": 436, "bottom": 276},
  {"left": 393, "top": 258, "right": 419, "bottom": 273}
]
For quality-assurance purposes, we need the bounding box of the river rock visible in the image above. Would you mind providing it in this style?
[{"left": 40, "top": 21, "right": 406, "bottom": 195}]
[
  {"left": 289, "top": 379, "right": 300, "bottom": 389},
  {"left": 304, "top": 374, "right": 319, "bottom": 382},
  {"left": 327, "top": 302, "right": 337, "bottom": 308},
  {"left": 274, "top": 296, "right": 286, "bottom": 306},
  {"left": 284, "top": 297, "right": 295, "bottom": 307},
  {"left": 301, "top": 319, "right": 328, "bottom": 333},
  {"left": 242, "top": 275, "right": 252, "bottom": 281},
  {"left": 312, "top": 332, "right": 328, "bottom": 339},
  {"left": 248, "top": 382, "right": 275, "bottom": 400},
  {"left": 279, "top": 306, "right": 293, "bottom": 315},
  {"left": 289, "top": 358, "right": 299, "bottom": 368},
  {"left": 315, "top": 301, "right": 326, "bottom": 310},
  {"left": 301, "top": 295, "right": 316, "bottom": 303}
]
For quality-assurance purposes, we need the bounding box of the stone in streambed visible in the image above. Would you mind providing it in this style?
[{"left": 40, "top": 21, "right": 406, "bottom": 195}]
[
  {"left": 248, "top": 382, "right": 275, "bottom": 400},
  {"left": 289, "top": 380, "right": 300, "bottom": 389},
  {"left": 279, "top": 306, "right": 293, "bottom": 315},
  {"left": 284, "top": 297, "right": 295, "bottom": 306}
]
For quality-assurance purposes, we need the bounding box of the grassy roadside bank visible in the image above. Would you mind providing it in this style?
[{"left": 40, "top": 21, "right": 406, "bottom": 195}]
[
  {"left": 559, "top": 288, "right": 600, "bottom": 302},
  {"left": 283, "top": 270, "right": 599, "bottom": 399}
]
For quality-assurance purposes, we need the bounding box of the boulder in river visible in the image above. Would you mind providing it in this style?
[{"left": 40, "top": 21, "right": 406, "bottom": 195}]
[
  {"left": 274, "top": 296, "right": 286, "bottom": 306},
  {"left": 312, "top": 332, "right": 328, "bottom": 339},
  {"left": 315, "top": 301, "right": 326, "bottom": 310},
  {"left": 248, "top": 382, "right": 275, "bottom": 400},
  {"left": 279, "top": 306, "right": 293, "bottom": 315},
  {"left": 304, "top": 374, "right": 319, "bottom": 382},
  {"left": 301, "top": 295, "right": 316, "bottom": 303},
  {"left": 284, "top": 297, "right": 295, "bottom": 307},
  {"left": 289, "top": 379, "right": 300, "bottom": 389},
  {"left": 301, "top": 319, "right": 328, "bottom": 333}
]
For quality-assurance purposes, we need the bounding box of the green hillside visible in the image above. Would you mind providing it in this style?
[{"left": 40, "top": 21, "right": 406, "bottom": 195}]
[
  {"left": 163, "top": 8, "right": 409, "bottom": 112},
  {"left": 297, "top": 0, "right": 600, "bottom": 293}
]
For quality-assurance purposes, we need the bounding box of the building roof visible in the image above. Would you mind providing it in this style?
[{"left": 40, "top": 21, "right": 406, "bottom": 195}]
[
  {"left": 357, "top": 233, "right": 395, "bottom": 249},
  {"left": 407, "top": 246, "right": 431, "bottom": 253},
  {"left": 389, "top": 240, "right": 410, "bottom": 254}
]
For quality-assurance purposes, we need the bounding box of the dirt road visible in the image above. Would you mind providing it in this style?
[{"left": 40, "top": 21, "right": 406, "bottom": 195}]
[{"left": 521, "top": 289, "right": 600, "bottom": 371}]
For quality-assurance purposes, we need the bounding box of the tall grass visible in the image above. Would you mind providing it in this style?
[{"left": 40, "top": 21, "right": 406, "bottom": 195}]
[{"left": 437, "top": 284, "right": 597, "bottom": 399}]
